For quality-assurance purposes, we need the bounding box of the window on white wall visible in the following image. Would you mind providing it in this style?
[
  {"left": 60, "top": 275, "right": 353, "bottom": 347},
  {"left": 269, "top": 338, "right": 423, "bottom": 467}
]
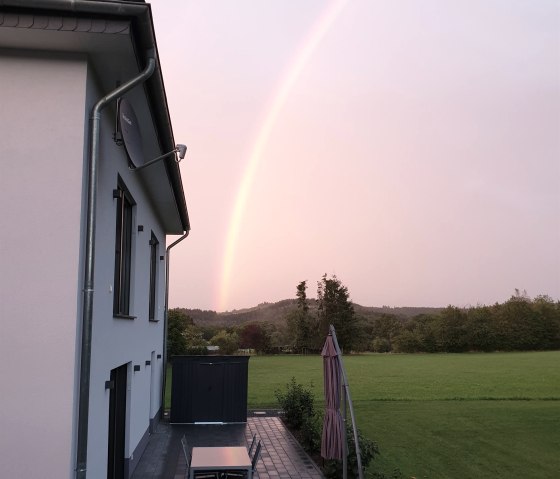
[
  {"left": 113, "top": 178, "right": 135, "bottom": 318},
  {"left": 149, "top": 231, "right": 159, "bottom": 321}
]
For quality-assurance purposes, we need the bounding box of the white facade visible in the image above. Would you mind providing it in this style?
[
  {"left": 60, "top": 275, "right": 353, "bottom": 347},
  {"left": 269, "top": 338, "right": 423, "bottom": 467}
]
[
  {"left": 0, "top": 51, "right": 88, "bottom": 479},
  {"left": 0, "top": 4, "right": 188, "bottom": 479}
]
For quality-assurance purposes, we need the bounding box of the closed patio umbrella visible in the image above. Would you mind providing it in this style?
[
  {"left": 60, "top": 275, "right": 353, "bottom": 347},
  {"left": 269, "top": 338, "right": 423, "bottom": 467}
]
[{"left": 321, "top": 333, "right": 345, "bottom": 460}]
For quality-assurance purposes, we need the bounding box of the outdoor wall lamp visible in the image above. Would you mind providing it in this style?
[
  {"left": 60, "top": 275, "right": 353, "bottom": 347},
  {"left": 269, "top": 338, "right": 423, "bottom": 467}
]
[{"left": 130, "top": 144, "right": 187, "bottom": 172}]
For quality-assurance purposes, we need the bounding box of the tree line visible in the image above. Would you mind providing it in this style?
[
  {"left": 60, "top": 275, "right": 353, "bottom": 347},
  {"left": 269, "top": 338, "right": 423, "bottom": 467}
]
[
  {"left": 374, "top": 292, "right": 560, "bottom": 353},
  {"left": 167, "top": 308, "right": 280, "bottom": 358},
  {"left": 168, "top": 279, "right": 560, "bottom": 358}
]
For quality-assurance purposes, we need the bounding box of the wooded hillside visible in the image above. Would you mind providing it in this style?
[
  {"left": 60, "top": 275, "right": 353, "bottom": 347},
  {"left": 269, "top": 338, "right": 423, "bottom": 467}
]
[{"left": 176, "top": 300, "right": 443, "bottom": 327}]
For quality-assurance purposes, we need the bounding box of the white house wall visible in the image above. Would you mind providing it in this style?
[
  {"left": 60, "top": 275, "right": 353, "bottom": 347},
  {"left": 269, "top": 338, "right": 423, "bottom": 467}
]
[
  {"left": 0, "top": 51, "right": 88, "bottom": 479},
  {"left": 0, "top": 49, "right": 168, "bottom": 479},
  {"left": 84, "top": 61, "right": 166, "bottom": 479}
]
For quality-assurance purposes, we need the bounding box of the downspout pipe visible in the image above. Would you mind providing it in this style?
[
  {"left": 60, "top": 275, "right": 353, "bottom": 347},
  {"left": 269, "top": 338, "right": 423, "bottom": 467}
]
[
  {"left": 76, "top": 56, "right": 156, "bottom": 479},
  {"left": 161, "top": 230, "right": 190, "bottom": 418}
]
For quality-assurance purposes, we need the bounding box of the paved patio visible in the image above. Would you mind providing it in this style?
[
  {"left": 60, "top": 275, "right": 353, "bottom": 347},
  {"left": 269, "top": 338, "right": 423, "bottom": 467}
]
[{"left": 132, "top": 413, "right": 324, "bottom": 479}]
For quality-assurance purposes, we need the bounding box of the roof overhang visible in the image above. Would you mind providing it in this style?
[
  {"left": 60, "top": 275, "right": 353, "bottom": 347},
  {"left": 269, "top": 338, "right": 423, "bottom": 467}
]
[{"left": 0, "top": 0, "right": 190, "bottom": 234}]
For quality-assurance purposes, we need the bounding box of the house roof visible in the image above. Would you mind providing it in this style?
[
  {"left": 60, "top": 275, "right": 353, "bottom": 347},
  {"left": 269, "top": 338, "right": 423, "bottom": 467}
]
[{"left": 0, "top": 0, "right": 190, "bottom": 234}]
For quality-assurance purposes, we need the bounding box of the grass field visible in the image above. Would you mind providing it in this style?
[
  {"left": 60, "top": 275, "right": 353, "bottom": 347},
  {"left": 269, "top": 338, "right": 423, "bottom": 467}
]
[{"left": 246, "top": 351, "right": 560, "bottom": 478}]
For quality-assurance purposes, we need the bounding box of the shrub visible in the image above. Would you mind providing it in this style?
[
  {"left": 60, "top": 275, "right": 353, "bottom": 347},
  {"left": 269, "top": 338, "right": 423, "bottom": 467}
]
[
  {"left": 392, "top": 330, "right": 422, "bottom": 353},
  {"left": 372, "top": 337, "right": 391, "bottom": 353},
  {"left": 275, "top": 377, "right": 315, "bottom": 430},
  {"left": 300, "top": 410, "right": 323, "bottom": 452},
  {"left": 183, "top": 345, "right": 208, "bottom": 355},
  {"left": 209, "top": 330, "right": 239, "bottom": 355},
  {"left": 275, "top": 377, "right": 384, "bottom": 479},
  {"left": 323, "top": 423, "right": 379, "bottom": 479}
]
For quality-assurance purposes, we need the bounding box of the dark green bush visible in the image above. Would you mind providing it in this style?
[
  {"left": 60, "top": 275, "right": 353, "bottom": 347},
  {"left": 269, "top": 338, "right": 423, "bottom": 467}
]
[
  {"left": 323, "top": 423, "right": 379, "bottom": 479},
  {"left": 183, "top": 345, "right": 208, "bottom": 355},
  {"left": 300, "top": 410, "right": 323, "bottom": 452},
  {"left": 372, "top": 337, "right": 391, "bottom": 353},
  {"left": 275, "top": 377, "right": 315, "bottom": 429},
  {"left": 275, "top": 377, "right": 384, "bottom": 479}
]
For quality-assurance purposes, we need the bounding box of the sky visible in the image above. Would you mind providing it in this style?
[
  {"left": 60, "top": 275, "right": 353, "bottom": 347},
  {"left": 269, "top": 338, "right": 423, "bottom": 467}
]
[{"left": 149, "top": 0, "right": 560, "bottom": 312}]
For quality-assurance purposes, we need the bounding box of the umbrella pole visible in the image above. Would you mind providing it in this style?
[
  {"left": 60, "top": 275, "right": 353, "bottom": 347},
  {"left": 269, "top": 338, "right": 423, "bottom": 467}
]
[
  {"left": 343, "top": 381, "right": 348, "bottom": 479},
  {"left": 331, "top": 325, "right": 364, "bottom": 479}
]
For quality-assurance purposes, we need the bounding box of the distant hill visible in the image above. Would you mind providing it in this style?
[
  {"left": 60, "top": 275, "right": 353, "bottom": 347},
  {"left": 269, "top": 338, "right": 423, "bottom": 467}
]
[
  {"left": 177, "top": 300, "right": 444, "bottom": 327},
  {"left": 353, "top": 304, "right": 444, "bottom": 321}
]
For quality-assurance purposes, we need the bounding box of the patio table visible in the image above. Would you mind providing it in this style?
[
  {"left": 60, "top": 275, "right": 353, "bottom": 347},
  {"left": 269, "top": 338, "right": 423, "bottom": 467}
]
[{"left": 189, "top": 446, "right": 252, "bottom": 479}]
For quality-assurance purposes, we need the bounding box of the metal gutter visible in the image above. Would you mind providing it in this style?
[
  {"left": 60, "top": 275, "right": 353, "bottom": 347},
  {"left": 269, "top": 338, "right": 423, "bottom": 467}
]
[
  {"left": 77, "top": 56, "right": 156, "bottom": 479},
  {"left": 0, "top": 0, "right": 147, "bottom": 15},
  {"left": 1, "top": 3, "right": 191, "bottom": 475},
  {"left": 0, "top": 0, "right": 189, "bottom": 232}
]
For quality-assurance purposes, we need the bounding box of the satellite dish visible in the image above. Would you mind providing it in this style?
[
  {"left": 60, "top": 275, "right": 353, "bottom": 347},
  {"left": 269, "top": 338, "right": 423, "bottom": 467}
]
[{"left": 117, "top": 98, "right": 144, "bottom": 168}]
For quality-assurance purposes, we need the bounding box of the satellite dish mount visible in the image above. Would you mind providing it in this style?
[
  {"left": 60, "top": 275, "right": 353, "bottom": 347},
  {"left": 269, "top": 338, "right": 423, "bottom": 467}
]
[
  {"left": 115, "top": 97, "right": 187, "bottom": 172},
  {"left": 131, "top": 143, "right": 187, "bottom": 172}
]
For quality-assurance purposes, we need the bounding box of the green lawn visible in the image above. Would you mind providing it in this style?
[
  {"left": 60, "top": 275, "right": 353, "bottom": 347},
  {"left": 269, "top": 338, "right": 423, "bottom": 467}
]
[{"left": 246, "top": 351, "right": 560, "bottom": 478}]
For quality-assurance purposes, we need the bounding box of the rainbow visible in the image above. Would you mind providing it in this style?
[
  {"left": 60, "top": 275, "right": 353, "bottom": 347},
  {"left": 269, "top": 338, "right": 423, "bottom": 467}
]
[{"left": 217, "top": 0, "right": 350, "bottom": 311}]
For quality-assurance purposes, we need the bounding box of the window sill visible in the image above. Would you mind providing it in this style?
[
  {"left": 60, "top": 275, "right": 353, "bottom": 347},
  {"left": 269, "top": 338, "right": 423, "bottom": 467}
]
[
  {"left": 149, "top": 318, "right": 160, "bottom": 323},
  {"left": 114, "top": 314, "right": 136, "bottom": 320}
]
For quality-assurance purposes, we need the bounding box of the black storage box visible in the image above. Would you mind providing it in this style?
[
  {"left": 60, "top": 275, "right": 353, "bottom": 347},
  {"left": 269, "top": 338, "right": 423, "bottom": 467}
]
[{"left": 170, "top": 355, "right": 250, "bottom": 424}]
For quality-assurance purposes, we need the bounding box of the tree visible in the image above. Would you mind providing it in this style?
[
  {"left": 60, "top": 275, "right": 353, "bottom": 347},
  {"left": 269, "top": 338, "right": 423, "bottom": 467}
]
[
  {"left": 433, "top": 306, "right": 468, "bottom": 352},
  {"left": 182, "top": 324, "right": 209, "bottom": 354},
  {"left": 531, "top": 295, "right": 560, "bottom": 349},
  {"left": 464, "top": 305, "right": 496, "bottom": 351},
  {"left": 392, "top": 328, "right": 423, "bottom": 353},
  {"left": 411, "top": 313, "right": 439, "bottom": 352},
  {"left": 286, "top": 280, "right": 317, "bottom": 352},
  {"left": 495, "top": 294, "right": 536, "bottom": 350},
  {"left": 352, "top": 316, "right": 372, "bottom": 352},
  {"left": 167, "top": 308, "right": 194, "bottom": 358},
  {"left": 316, "top": 274, "right": 356, "bottom": 351},
  {"left": 210, "top": 330, "right": 239, "bottom": 355},
  {"left": 239, "top": 322, "right": 272, "bottom": 353},
  {"left": 296, "top": 280, "right": 309, "bottom": 314},
  {"left": 268, "top": 323, "right": 290, "bottom": 351},
  {"left": 371, "top": 314, "right": 403, "bottom": 352},
  {"left": 371, "top": 337, "right": 391, "bottom": 353}
]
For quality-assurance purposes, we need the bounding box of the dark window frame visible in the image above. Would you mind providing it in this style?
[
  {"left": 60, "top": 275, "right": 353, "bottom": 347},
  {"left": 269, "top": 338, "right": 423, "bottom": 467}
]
[
  {"left": 113, "top": 179, "right": 136, "bottom": 318},
  {"left": 149, "top": 231, "right": 159, "bottom": 321}
]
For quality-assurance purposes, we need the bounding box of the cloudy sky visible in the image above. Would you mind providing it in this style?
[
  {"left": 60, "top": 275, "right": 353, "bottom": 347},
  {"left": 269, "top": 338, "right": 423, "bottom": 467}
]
[{"left": 150, "top": 0, "right": 559, "bottom": 312}]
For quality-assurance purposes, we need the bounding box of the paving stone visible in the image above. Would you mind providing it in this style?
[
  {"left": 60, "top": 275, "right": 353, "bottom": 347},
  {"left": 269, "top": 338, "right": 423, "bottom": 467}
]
[{"left": 131, "top": 416, "right": 324, "bottom": 479}]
